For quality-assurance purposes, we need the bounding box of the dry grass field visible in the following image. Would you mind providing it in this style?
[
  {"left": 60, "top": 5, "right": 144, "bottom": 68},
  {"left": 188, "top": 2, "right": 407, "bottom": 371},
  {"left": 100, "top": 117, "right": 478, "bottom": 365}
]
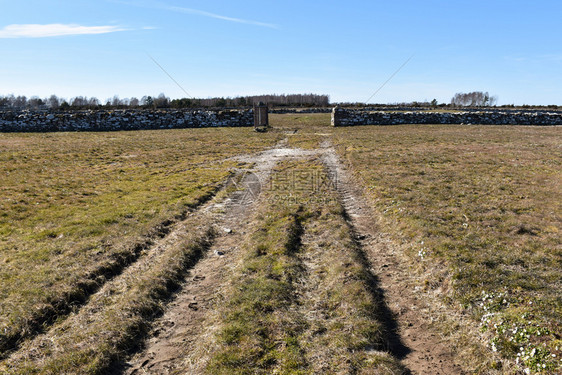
[
  {"left": 0, "top": 116, "right": 560, "bottom": 374},
  {"left": 333, "top": 125, "right": 561, "bottom": 373},
  {"left": 0, "top": 128, "right": 281, "bottom": 359}
]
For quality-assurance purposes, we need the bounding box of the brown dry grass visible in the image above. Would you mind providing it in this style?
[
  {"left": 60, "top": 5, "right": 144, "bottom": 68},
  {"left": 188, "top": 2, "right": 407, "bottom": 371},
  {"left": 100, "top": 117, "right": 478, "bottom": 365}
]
[
  {"left": 2, "top": 116, "right": 560, "bottom": 374},
  {"left": 270, "top": 113, "right": 332, "bottom": 149},
  {"left": 1, "top": 216, "right": 214, "bottom": 374},
  {"left": 0, "top": 128, "right": 281, "bottom": 357},
  {"left": 333, "top": 124, "right": 561, "bottom": 373}
]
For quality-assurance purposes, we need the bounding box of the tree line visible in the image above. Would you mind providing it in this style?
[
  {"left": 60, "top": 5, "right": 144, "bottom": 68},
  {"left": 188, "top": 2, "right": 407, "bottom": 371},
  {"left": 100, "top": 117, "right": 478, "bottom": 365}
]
[
  {"left": 0, "top": 93, "right": 330, "bottom": 110},
  {"left": 2, "top": 92, "right": 560, "bottom": 110}
]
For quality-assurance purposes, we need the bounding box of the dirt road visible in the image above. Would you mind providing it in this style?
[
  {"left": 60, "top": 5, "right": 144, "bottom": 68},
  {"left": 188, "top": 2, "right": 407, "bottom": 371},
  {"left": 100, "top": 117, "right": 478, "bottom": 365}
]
[{"left": 122, "top": 140, "right": 464, "bottom": 374}]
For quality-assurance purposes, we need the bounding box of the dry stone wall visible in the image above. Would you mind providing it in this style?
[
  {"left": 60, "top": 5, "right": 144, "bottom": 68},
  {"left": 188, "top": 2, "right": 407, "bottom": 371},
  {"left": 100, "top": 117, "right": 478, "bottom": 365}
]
[
  {"left": 3, "top": 108, "right": 561, "bottom": 132},
  {"left": 0, "top": 109, "right": 253, "bottom": 132},
  {"left": 331, "top": 107, "right": 562, "bottom": 126}
]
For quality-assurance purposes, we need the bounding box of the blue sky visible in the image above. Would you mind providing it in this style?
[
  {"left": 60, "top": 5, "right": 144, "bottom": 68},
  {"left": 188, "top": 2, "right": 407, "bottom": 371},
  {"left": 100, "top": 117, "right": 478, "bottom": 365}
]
[{"left": 1, "top": 0, "right": 561, "bottom": 105}]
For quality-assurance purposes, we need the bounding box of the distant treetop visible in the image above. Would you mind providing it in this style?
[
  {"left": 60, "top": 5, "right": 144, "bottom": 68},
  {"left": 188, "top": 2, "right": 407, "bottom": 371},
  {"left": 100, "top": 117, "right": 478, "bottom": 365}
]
[{"left": 0, "top": 93, "right": 330, "bottom": 110}]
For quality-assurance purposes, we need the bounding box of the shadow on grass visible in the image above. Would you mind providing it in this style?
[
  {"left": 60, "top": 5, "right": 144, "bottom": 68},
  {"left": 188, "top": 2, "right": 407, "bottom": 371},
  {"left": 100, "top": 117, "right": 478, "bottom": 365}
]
[{"left": 341, "top": 208, "right": 412, "bottom": 365}]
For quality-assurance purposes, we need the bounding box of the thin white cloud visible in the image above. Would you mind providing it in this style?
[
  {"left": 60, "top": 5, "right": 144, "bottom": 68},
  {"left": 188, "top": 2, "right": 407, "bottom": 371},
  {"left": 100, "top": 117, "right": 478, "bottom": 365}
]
[
  {"left": 504, "top": 53, "right": 562, "bottom": 64},
  {"left": 0, "top": 24, "right": 127, "bottom": 38},
  {"left": 113, "top": 0, "right": 278, "bottom": 29},
  {"left": 164, "top": 5, "right": 277, "bottom": 29}
]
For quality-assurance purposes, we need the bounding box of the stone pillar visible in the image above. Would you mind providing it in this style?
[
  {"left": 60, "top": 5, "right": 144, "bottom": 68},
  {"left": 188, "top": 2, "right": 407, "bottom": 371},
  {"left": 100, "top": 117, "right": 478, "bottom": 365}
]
[
  {"left": 253, "top": 102, "right": 268, "bottom": 129},
  {"left": 331, "top": 105, "right": 344, "bottom": 126}
]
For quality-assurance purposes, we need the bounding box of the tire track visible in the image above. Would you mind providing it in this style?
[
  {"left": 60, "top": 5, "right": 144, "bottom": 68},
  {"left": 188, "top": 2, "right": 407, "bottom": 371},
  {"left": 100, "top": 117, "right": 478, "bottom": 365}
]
[
  {"left": 1, "top": 196, "right": 221, "bottom": 373},
  {"left": 122, "top": 143, "right": 320, "bottom": 374},
  {"left": 122, "top": 177, "right": 262, "bottom": 375},
  {"left": 4, "top": 138, "right": 469, "bottom": 374},
  {"left": 166, "top": 157, "right": 408, "bottom": 374},
  {"left": 121, "top": 141, "right": 466, "bottom": 374},
  {"left": 0, "top": 142, "right": 293, "bottom": 373},
  {"left": 322, "top": 143, "right": 467, "bottom": 374},
  {"left": 0, "top": 185, "right": 220, "bottom": 359},
  {"left": 296, "top": 207, "right": 408, "bottom": 374}
]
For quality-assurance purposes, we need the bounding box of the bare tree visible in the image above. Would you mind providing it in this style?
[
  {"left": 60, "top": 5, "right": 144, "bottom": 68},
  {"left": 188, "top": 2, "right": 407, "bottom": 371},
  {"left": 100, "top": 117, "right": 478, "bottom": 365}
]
[
  {"left": 451, "top": 91, "right": 498, "bottom": 107},
  {"left": 28, "top": 96, "right": 44, "bottom": 109},
  {"left": 71, "top": 96, "right": 87, "bottom": 107},
  {"left": 111, "top": 95, "right": 121, "bottom": 107},
  {"left": 47, "top": 95, "right": 60, "bottom": 109},
  {"left": 88, "top": 97, "right": 100, "bottom": 108},
  {"left": 13, "top": 95, "right": 27, "bottom": 109},
  {"left": 153, "top": 93, "right": 170, "bottom": 108},
  {"left": 0, "top": 92, "right": 332, "bottom": 110}
]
